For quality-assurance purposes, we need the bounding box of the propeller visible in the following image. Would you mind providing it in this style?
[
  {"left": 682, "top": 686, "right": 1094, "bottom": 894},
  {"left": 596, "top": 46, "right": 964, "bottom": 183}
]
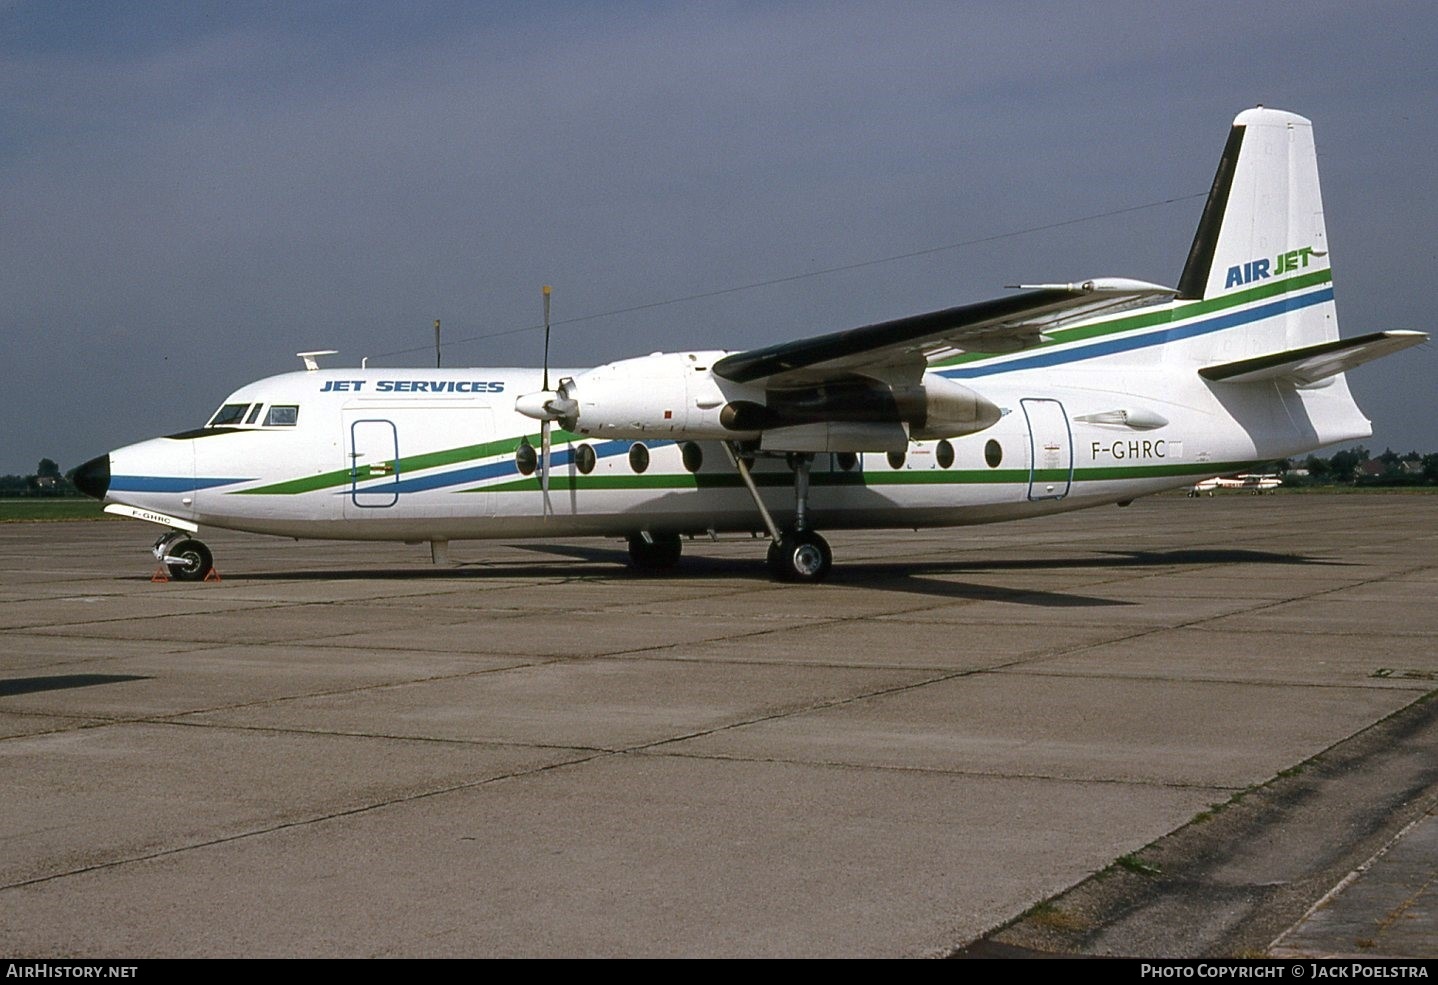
[
  {"left": 514, "top": 285, "right": 578, "bottom": 518},
  {"left": 540, "top": 285, "right": 552, "bottom": 517}
]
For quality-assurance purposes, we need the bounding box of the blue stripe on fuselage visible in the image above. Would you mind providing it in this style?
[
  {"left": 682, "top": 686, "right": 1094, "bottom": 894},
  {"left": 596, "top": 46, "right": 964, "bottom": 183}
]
[
  {"left": 938, "top": 287, "right": 1336, "bottom": 379},
  {"left": 111, "top": 476, "right": 249, "bottom": 493},
  {"left": 342, "top": 438, "right": 670, "bottom": 495}
]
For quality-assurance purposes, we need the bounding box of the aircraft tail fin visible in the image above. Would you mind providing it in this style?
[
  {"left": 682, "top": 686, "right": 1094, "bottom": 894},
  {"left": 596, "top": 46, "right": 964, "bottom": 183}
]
[
  {"left": 1177, "top": 107, "right": 1330, "bottom": 306},
  {"left": 1165, "top": 108, "right": 1413, "bottom": 451}
]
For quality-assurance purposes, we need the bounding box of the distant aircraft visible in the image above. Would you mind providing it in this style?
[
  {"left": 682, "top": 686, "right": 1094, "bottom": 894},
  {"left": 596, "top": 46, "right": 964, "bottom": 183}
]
[
  {"left": 72, "top": 107, "right": 1424, "bottom": 582},
  {"left": 1187, "top": 473, "right": 1283, "bottom": 496}
]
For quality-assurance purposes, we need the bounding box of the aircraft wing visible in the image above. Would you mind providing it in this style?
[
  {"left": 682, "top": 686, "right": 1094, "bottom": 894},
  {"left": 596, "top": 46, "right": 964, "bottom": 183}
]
[{"left": 712, "top": 278, "right": 1175, "bottom": 387}]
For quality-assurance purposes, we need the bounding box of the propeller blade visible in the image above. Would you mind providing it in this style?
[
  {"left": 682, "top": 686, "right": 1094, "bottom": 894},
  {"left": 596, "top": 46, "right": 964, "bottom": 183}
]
[
  {"left": 540, "top": 419, "right": 553, "bottom": 518},
  {"left": 541, "top": 284, "right": 552, "bottom": 393},
  {"left": 539, "top": 286, "right": 556, "bottom": 518}
]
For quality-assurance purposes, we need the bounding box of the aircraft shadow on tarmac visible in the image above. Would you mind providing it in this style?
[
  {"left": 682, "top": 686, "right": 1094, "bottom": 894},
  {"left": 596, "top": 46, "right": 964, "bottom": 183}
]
[
  {"left": 167, "top": 544, "right": 1354, "bottom": 607},
  {"left": 0, "top": 674, "right": 152, "bottom": 697}
]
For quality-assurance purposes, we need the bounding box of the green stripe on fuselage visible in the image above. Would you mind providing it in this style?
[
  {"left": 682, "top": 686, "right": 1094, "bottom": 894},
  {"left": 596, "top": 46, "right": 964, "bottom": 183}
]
[
  {"left": 231, "top": 429, "right": 579, "bottom": 495},
  {"left": 483, "top": 459, "right": 1256, "bottom": 494}
]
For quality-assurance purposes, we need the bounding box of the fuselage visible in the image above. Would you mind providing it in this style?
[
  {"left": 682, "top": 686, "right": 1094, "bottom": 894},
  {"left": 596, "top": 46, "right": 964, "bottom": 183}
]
[{"left": 84, "top": 270, "right": 1372, "bottom": 546}]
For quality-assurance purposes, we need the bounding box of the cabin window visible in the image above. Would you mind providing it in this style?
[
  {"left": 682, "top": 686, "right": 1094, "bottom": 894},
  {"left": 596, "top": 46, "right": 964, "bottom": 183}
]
[
  {"left": 936, "top": 440, "right": 955, "bottom": 469},
  {"left": 629, "top": 442, "right": 650, "bottom": 474},
  {"left": 574, "top": 443, "right": 596, "bottom": 475},
  {"left": 515, "top": 440, "right": 537, "bottom": 476},
  {"left": 887, "top": 449, "right": 906, "bottom": 470},
  {"left": 985, "top": 439, "right": 1003, "bottom": 468},
  {"left": 245, "top": 404, "right": 264, "bottom": 425},
  {"left": 681, "top": 441, "right": 703, "bottom": 473},
  {"left": 264, "top": 405, "right": 299, "bottom": 427},
  {"left": 208, "top": 403, "right": 250, "bottom": 427}
]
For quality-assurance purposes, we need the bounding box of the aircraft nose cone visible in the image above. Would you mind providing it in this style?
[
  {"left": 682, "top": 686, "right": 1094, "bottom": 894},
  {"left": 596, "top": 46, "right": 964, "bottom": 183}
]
[{"left": 72, "top": 454, "right": 110, "bottom": 500}]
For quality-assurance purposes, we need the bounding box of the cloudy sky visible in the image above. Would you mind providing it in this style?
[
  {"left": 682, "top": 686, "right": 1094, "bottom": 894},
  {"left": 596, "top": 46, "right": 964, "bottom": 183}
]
[{"left": 4, "top": 0, "right": 1435, "bottom": 475}]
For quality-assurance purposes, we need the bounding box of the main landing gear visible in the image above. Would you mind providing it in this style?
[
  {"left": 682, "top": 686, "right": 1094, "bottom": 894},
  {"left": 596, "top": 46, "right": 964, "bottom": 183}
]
[
  {"left": 726, "top": 444, "right": 833, "bottom": 583},
  {"left": 623, "top": 445, "right": 834, "bottom": 582},
  {"left": 766, "top": 529, "right": 832, "bottom": 582},
  {"left": 153, "top": 531, "right": 213, "bottom": 582}
]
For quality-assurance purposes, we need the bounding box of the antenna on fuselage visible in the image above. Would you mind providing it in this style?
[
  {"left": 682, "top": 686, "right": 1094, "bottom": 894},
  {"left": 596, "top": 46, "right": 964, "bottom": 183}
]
[{"left": 297, "top": 350, "right": 338, "bottom": 372}]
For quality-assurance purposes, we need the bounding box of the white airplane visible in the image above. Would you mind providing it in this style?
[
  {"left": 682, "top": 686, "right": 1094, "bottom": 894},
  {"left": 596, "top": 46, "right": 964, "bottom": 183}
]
[
  {"left": 1187, "top": 473, "right": 1283, "bottom": 496},
  {"left": 72, "top": 107, "right": 1425, "bottom": 582}
]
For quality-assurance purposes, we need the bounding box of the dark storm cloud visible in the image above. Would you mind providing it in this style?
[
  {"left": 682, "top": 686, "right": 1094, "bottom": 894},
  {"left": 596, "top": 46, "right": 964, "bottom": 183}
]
[{"left": 2, "top": 0, "right": 1435, "bottom": 472}]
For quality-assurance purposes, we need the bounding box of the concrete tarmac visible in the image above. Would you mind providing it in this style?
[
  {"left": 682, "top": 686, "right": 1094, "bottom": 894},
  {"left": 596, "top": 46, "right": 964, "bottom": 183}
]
[{"left": 1, "top": 494, "right": 1434, "bottom": 957}]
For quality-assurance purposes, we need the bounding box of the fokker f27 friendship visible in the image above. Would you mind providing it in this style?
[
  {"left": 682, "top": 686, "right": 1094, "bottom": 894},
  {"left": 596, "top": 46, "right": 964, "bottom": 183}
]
[{"left": 73, "top": 108, "right": 1424, "bottom": 582}]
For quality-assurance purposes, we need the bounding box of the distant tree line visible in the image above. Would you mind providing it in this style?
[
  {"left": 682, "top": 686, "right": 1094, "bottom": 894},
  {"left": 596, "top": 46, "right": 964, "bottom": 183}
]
[
  {"left": 1276, "top": 447, "right": 1438, "bottom": 487},
  {"left": 1, "top": 459, "right": 78, "bottom": 497}
]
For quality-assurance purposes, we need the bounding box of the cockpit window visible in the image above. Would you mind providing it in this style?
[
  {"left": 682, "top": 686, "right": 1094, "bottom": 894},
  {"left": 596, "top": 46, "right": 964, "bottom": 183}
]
[
  {"left": 264, "top": 405, "right": 299, "bottom": 427},
  {"left": 244, "top": 404, "right": 264, "bottom": 425},
  {"left": 208, "top": 403, "right": 250, "bottom": 427}
]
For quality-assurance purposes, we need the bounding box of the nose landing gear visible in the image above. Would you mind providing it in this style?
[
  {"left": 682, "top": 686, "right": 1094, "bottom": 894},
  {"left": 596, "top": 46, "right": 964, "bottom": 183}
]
[{"left": 153, "top": 531, "right": 214, "bottom": 582}]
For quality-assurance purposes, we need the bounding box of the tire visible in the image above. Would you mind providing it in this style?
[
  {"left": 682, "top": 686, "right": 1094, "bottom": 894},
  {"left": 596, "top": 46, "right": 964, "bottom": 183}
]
[
  {"left": 166, "top": 539, "right": 213, "bottom": 582},
  {"left": 627, "top": 532, "right": 682, "bottom": 572},
  {"left": 766, "top": 530, "right": 832, "bottom": 583}
]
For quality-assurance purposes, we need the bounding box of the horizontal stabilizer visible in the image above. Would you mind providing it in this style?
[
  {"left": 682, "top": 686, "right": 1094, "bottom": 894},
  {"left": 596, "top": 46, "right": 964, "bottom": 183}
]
[{"left": 1198, "top": 330, "right": 1427, "bottom": 385}]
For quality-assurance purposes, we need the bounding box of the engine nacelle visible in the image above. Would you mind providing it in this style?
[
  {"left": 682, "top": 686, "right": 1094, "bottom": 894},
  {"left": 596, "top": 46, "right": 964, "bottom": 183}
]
[
  {"left": 562, "top": 354, "right": 999, "bottom": 447},
  {"left": 906, "top": 374, "right": 1003, "bottom": 439},
  {"left": 721, "top": 374, "right": 1000, "bottom": 443},
  {"left": 565, "top": 352, "right": 758, "bottom": 439}
]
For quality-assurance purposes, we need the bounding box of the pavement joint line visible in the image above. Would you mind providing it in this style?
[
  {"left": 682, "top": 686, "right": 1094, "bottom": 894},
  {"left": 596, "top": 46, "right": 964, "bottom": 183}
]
[
  {"left": 4, "top": 601, "right": 490, "bottom": 635},
  {"left": 958, "top": 691, "right": 1438, "bottom": 958},
  {"left": 1, "top": 598, "right": 355, "bottom": 634},
  {"left": 0, "top": 661, "right": 567, "bottom": 738},
  {"left": 1109, "top": 624, "right": 1438, "bottom": 640},
  {"left": 437, "top": 595, "right": 964, "bottom": 662},
  {"left": 141, "top": 716, "right": 613, "bottom": 753},
  {"left": 984, "top": 667, "right": 1438, "bottom": 691},
  {"left": 627, "top": 657, "right": 1049, "bottom": 756},
  {"left": 0, "top": 712, "right": 110, "bottom": 738},
  {"left": 1373, "top": 855, "right": 1438, "bottom": 937},
  {"left": 824, "top": 550, "right": 1393, "bottom": 611},
  {"left": 995, "top": 561, "right": 1435, "bottom": 667},
  {"left": 126, "top": 634, "right": 958, "bottom": 725},
  {"left": 147, "top": 661, "right": 992, "bottom": 760},
  {"left": 576, "top": 652, "right": 1013, "bottom": 672},
  {"left": 0, "top": 638, "right": 249, "bottom": 664},
  {"left": 632, "top": 748, "right": 1245, "bottom": 791},
  {"left": 0, "top": 747, "right": 611, "bottom": 895},
  {"left": 143, "top": 659, "right": 570, "bottom": 721},
  {"left": 2, "top": 579, "right": 658, "bottom": 632}
]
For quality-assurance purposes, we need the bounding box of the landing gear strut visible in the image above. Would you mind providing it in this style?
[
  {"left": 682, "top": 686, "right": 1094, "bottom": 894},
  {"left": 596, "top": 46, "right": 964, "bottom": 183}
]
[
  {"left": 726, "top": 444, "right": 833, "bottom": 583},
  {"left": 153, "top": 531, "right": 213, "bottom": 582}
]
